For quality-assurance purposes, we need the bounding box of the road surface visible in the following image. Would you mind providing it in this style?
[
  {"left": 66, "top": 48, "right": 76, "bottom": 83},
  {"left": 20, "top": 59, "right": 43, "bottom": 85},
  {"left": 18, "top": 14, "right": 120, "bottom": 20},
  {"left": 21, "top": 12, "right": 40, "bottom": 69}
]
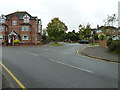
[{"left": 1, "top": 43, "right": 119, "bottom": 88}]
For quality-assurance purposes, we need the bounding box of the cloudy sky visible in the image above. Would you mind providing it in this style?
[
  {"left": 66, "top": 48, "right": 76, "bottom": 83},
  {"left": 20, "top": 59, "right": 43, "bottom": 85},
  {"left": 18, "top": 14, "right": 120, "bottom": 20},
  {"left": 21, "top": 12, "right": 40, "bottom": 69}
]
[{"left": 0, "top": 0, "right": 119, "bottom": 31}]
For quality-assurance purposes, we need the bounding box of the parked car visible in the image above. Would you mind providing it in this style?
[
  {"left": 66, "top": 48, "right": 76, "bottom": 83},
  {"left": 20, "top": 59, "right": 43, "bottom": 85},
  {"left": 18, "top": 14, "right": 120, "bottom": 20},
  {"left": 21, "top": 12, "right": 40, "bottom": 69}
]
[{"left": 78, "top": 40, "right": 89, "bottom": 44}]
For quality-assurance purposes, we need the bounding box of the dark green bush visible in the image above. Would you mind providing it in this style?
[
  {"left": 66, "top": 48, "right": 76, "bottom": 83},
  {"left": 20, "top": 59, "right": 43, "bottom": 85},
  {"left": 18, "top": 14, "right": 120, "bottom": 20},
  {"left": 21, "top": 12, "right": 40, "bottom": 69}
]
[
  {"left": 107, "top": 37, "right": 112, "bottom": 46},
  {"left": 94, "top": 34, "right": 99, "bottom": 40},
  {"left": 108, "top": 40, "right": 120, "bottom": 55}
]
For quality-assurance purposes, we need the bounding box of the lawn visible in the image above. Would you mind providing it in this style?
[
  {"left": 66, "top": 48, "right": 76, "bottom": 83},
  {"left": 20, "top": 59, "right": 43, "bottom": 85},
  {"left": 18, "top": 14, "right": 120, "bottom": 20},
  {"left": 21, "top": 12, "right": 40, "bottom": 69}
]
[
  {"left": 90, "top": 43, "right": 99, "bottom": 45},
  {"left": 50, "top": 43, "right": 63, "bottom": 46}
]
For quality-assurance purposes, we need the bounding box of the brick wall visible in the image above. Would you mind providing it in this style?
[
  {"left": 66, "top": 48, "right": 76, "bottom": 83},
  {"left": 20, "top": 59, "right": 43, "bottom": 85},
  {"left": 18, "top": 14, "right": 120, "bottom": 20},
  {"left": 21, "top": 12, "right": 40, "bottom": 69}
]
[
  {"left": 6, "top": 16, "right": 39, "bottom": 43},
  {"left": 99, "top": 40, "right": 107, "bottom": 47}
]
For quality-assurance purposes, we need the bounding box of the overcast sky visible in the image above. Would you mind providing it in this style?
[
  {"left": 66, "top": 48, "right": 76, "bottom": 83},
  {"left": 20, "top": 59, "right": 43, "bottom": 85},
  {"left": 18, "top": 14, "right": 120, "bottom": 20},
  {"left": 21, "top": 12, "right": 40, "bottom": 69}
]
[{"left": 0, "top": 0, "right": 119, "bottom": 31}]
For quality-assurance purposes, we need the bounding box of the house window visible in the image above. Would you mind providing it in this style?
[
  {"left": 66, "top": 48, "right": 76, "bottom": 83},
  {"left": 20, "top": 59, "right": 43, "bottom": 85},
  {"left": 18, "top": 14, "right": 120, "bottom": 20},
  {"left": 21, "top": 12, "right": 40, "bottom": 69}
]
[
  {"left": 22, "top": 26, "right": 29, "bottom": 31},
  {"left": 12, "top": 20, "right": 17, "bottom": 25},
  {"left": 22, "top": 35, "right": 28, "bottom": 40},
  {"left": 0, "top": 35, "right": 4, "bottom": 40},
  {"left": 0, "top": 19, "right": 5, "bottom": 23},
  {"left": 23, "top": 14, "right": 30, "bottom": 23},
  {"left": 0, "top": 27, "right": 4, "bottom": 32},
  {"left": 118, "top": 29, "right": 120, "bottom": 32},
  {"left": 0, "top": 15, "right": 6, "bottom": 23}
]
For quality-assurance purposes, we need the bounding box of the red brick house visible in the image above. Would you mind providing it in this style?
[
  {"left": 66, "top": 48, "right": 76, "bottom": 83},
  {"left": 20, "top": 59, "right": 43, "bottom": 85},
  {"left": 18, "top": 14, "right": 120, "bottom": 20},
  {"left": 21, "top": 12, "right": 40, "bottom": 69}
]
[{"left": 0, "top": 11, "right": 42, "bottom": 45}]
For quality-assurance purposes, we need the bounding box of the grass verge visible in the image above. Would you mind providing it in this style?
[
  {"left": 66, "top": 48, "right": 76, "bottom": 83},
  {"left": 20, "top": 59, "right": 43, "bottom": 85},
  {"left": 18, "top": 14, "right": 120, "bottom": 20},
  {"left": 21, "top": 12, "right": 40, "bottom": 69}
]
[
  {"left": 50, "top": 43, "right": 63, "bottom": 46},
  {"left": 90, "top": 43, "right": 99, "bottom": 45}
]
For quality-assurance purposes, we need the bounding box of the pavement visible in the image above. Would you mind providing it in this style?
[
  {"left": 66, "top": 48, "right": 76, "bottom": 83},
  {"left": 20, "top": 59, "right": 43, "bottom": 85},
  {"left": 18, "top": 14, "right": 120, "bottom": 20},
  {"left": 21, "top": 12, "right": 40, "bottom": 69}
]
[
  {"left": 2, "top": 74, "right": 11, "bottom": 88},
  {"left": 80, "top": 45, "right": 120, "bottom": 63},
  {"left": 0, "top": 70, "right": 2, "bottom": 89},
  {"left": 1, "top": 44, "right": 119, "bottom": 88}
]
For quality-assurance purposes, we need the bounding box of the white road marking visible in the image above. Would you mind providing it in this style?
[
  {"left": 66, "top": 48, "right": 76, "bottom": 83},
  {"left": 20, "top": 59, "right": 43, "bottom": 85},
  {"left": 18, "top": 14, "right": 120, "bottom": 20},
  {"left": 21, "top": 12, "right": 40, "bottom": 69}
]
[
  {"left": 49, "top": 59, "right": 93, "bottom": 73},
  {"left": 26, "top": 51, "right": 39, "bottom": 56}
]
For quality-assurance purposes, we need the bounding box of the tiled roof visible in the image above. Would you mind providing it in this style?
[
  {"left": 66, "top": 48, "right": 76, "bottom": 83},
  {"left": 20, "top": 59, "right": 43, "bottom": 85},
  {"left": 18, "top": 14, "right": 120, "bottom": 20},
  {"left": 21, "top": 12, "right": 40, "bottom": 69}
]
[
  {"left": 5, "top": 11, "right": 37, "bottom": 20},
  {"left": 99, "top": 26, "right": 117, "bottom": 30}
]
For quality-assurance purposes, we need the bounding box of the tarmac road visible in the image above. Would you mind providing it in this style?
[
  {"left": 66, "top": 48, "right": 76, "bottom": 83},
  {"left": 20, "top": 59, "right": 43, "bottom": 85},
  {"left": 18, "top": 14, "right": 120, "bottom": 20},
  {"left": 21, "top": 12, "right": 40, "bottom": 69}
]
[{"left": 1, "top": 43, "right": 119, "bottom": 88}]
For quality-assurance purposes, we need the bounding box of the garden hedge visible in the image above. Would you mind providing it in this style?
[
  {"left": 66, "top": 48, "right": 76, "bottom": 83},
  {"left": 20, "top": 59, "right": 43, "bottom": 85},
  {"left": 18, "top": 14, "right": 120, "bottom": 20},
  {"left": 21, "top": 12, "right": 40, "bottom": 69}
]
[{"left": 107, "top": 40, "right": 120, "bottom": 55}]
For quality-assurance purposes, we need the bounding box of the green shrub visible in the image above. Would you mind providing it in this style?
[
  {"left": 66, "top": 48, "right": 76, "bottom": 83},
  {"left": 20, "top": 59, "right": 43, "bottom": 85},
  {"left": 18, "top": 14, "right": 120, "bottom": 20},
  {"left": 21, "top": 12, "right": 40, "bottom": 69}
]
[
  {"left": 107, "top": 37, "right": 112, "bottom": 46},
  {"left": 94, "top": 34, "right": 99, "bottom": 40},
  {"left": 13, "top": 40, "right": 20, "bottom": 43},
  {"left": 108, "top": 40, "right": 120, "bottom": 55},
  {"left": 98, "top": 34, "right": 106, "bottom": 40}
]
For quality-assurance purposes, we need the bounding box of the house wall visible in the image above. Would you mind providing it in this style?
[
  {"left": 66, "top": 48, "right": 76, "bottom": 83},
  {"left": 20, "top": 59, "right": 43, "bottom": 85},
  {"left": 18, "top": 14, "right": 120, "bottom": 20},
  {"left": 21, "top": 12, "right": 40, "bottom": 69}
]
[
  {"left": 1, "top": 15, "right": 41, "bottom": 44},
  {"left": 99, "top": 40, "right": 107, "bottom": 47}
]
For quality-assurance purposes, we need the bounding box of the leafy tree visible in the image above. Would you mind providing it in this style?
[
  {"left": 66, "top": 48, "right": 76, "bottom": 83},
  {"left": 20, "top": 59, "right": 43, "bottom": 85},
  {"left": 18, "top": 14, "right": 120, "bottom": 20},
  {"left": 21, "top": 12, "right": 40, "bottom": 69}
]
[
  {"left": 78, "top": 24, "right": 85, "bottom": 40},
  {"left": 46, "top": 18, "right": 67, "bottom": 43},
  {"left": 84, "top": 24, "right": 91, "bottom": 39},
  {"left": 98, "top": 34, "right": 106, "bottom": 40},
  {"left": 103, "top": 14, "right": 118, "bottom": 26},
  {"left": 65, "top": 30, "right": 79, "bottom": 42},
  {"left": 94, "top": 34, "right": 99, "bottom": 40},
  {"left": 59, "top": 32, "right": 67, "bottom": 42},
  {"left": 78, "top": 24, "right": 91, "bottom": 40},
  {"left": 75, "top": 32, "right": 80, "bottom": 41},
  {"left": 65, "top": 30, "right": 80, "bottom": 42}
]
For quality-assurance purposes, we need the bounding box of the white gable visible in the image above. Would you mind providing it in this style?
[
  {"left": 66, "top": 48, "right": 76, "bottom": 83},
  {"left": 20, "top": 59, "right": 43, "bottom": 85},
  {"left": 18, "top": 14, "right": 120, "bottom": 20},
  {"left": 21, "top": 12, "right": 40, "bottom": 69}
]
[
  {"left": 23, "top": 14, "right": 30, "bottom": 23},
  {"left": 0, "top": 14, "right": 6, "bottom": 19},
  {"left": 23, "top": 14, "right": 30, "bottom": 19},
  {"left": 8, "top": 31, "right": 18, "bottom": 36}
]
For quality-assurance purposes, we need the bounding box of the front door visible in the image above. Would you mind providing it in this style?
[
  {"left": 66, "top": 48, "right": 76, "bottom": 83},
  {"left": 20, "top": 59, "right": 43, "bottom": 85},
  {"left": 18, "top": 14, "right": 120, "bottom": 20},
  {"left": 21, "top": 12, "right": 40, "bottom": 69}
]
[
  {"left": 8, "top": 31, "right": 19, "bottom": 45},
  {"left": 11, "top": 35, "right": 15, "bottom": 44}
]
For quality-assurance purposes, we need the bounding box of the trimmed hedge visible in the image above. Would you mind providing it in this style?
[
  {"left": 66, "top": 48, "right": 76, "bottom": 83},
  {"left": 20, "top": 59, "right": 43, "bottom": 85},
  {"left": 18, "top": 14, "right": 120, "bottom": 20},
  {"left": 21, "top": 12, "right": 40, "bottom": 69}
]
[{"left": 107, "top": 40, "right": 120, "bottom": 55}]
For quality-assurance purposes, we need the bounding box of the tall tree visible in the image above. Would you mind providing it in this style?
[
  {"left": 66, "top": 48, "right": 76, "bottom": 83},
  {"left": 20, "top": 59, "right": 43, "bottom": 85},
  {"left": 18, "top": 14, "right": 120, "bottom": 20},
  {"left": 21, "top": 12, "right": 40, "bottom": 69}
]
[
  {"left": 46, "top": 18, "right": 68, "bottom": 43},
  {"left": 78, "top": 24, "right": 91, "bottom": 40},
  {"left": 66, "top": 30, "right": 79, "bottom": 42},
  {"left": 84, "top": 24, "right": 91, "bottom": 39},
  {"left": 103, "top": 14, "right": 118, "bottom": 26},
  {"left": 78, "top": 24, "right": 85, "bottom": 40}
]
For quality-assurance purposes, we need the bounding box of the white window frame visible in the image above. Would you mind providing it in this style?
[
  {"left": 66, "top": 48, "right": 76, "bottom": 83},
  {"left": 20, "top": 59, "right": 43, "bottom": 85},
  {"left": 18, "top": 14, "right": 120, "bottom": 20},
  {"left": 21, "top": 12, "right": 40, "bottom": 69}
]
[
  {"left": 22, "top": 26, "right": 29, "bottom": 31},
  {"left": 23, "top": 14, "right": 30, "bottom": 23},
  {"left": 0, "top": 35, "right": 4, "bottom": 40},
  {"left": 12, "top": 20, "right": 17, "bottom": 25},
  {"left": 24, "top": 19, "right": 29, "bottom": 23},
  {"left": 22, "top": 35, "right": 28, "bottom": 40},
  {"left": 118, "top": 29, "right": 120, "bottom": 32},
  {"left": 0, "top": 27, "right": 4, "bottom": 32},
  {"left": 0, "top": 15, "right": 6, "bottom": 23},
  {"left": 0, "top": 19, "right": 5, "bottom": 23}
]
